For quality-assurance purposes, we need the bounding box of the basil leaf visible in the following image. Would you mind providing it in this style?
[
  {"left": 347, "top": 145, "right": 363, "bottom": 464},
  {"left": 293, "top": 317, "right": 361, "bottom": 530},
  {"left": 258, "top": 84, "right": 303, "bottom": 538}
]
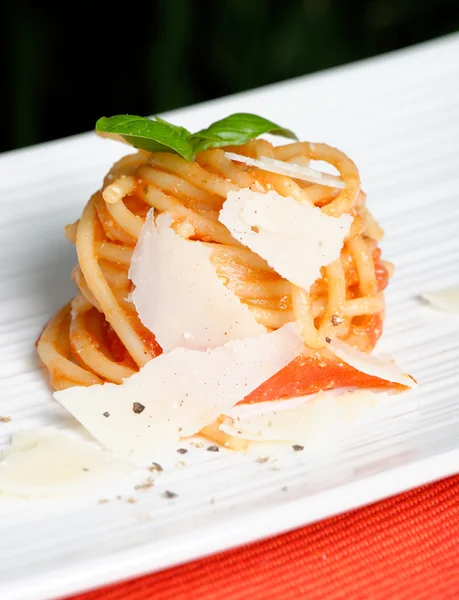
[
  {"left": 153, "top": 115, "right": 191, "bottom": 138},
  {"left": 95, "top": 115, "right": 194, "bottom": 161},
  {"left": 189, "top": 113, "right": 298, "bottom": 154}
]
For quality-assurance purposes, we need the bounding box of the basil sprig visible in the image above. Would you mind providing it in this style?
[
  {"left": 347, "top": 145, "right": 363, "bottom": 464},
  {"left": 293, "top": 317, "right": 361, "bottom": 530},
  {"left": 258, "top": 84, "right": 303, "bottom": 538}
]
[
  {"left": 96, "top": 115, "right": 194, "bottom": 161},
  {"left": 189, "top": 113, "right": 297, "bottom": 155},
  {"left": 95, "top": 112, "right": 298, "bottom": 161}
]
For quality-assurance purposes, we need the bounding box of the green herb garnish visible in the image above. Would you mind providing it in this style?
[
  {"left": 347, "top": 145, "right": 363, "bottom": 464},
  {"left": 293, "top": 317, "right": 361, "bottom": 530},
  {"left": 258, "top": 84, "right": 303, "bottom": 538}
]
[
  {"left": 95, "top": 115, "right": 194, "bottom": 161},
  {"left": 188, "top": 113, "right": 297, "bottom": 155},
  {"left": 95, "top": 112, "right": 298, "bottom": 161}
]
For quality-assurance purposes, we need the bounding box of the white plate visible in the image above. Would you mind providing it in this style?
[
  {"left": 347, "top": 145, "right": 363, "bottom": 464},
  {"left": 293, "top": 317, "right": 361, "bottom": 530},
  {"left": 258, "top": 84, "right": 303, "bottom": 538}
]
[{"left": 1, "top": 33, "right": 459, "bottom": 600}]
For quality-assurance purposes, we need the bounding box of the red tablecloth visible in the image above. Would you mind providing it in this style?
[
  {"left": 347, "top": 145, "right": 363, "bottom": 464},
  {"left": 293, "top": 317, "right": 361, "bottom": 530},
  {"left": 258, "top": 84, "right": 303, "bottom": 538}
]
[{"left": 70, "top": 474, "right": 459, "bottom": 600}]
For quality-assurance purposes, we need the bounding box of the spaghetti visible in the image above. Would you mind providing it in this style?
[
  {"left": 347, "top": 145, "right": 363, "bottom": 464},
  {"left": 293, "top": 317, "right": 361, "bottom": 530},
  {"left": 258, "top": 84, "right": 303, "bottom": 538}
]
[{"left": 37, "top": 138, "right": 393, "bottom": 402}]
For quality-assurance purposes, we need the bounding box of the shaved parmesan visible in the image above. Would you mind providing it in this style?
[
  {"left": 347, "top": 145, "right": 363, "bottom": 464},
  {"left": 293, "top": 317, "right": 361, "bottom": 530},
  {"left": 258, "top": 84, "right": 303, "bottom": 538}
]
[
  {"left": 129, "top": 211, "right": 265, "bottom": 352},
  {"left": 219, "top": 188, "right": 353, "bottom": 291},
  {"left": 327, "top": 338, "right": 415, "bottom": 387},
  {"left": 225, "top": 152, "right": 345, "bottom": 189},
  {"left": 226, "top": 394, "right": 314, "bottom": 420},
  {"left": 55, "top": 323, "right": 304, "bottom": 463},
  {"left": 422, "top": 286, "right": 459, "bottom": 314},
  {"left": 0, "top": 428, "right": 134, "bottom": 499},
  {"left": 220, "top": 389, "right": 387, "bottom": 443}
]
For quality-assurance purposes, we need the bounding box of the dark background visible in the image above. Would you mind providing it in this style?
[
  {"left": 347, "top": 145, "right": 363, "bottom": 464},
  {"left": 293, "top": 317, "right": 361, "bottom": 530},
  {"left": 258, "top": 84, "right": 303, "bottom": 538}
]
[{"left": 3, "top": 0, "right": 459, "bottom": 153}]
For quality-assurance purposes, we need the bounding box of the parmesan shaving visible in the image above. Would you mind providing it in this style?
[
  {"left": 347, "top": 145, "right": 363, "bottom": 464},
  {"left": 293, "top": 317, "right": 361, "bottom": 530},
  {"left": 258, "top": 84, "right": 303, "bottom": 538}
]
[
  {"left": 226, "top": 395, "right": 314, "bottom": 420},
  {"left": 421, "top": 286, "right": 459, "bottom": 315},
  {"left": 225, "top": 152, "right": 345, "bottom": 189},
  {"left": 220, "top": 389, "right": 387, "bottom": 443},
  {"left": 327, "top": 338, "right": 415, "bottom": 387},
  {"left": 55, "top": 323, "right": 304, "bottom": 463},
  {"left": 0, "top": 428, "right": 135, "bottom": 499},
  {"left": 219, "top": 188, "right": 353, "bottom": 291},
  {"left": 129, "top": 211, "right": 266, "bottom": 352}
]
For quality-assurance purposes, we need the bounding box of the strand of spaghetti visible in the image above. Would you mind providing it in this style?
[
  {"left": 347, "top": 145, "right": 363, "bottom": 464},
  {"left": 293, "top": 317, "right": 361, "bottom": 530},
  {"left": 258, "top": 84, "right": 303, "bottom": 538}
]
[
  {"left": 356, "top": 189, "right": 366, "bottom": 206},
  {"left": 291, "top": 285, "right": 322, "bottom": 348},
  {"left": 98, "top": 260, "right": 130, "bottom": 290},
  {"left": 55, "top": 307, "right": 72, "bottom": 357},
  {"left": 110, "top": 287, "right": 136, "bottom": 311},
  {"left": 69, "top": 310, "right": 135, "bottom": 383},
  {"left": 346, "top": 312, "right": 384, "bottom": 352},
  {"left": 212, "top": 259, "right": 328, "bottom": 300},
  {"left": 105, "top": 196, "right": 145, "bottom": 239},
  {"left": 139, "top": 166, "right": 220, "bottom": 211},
  {"left": 138, "top": 179, "right": 237, "bottom": 245},
  {"left": 71, "top": 265, "right": 102, "bottom": 312},
  {"left": 207, "top": 244, "right": 274, "bottom": 272},
  {"left": 95, "top": 197, "right": 136, "bottom": 245},
  {"left": 74, "top": 264, "right": 131, "bottom": 314},
  {"left": 231, "top": 289, "right": 383, "bottom": 322},
  {"left": 319, "top": 259, "right": 348, "bottom": 341},
  {"left": 245, "top": 306, "right": 293, "bottom": 329},
  {"left": 347, "top": 236, "right": 378, "bottom": 296},
  {"left": 211, "top": 259, "right": 278, "bottom": 287},
  {"left": 226, "top": 139, "right": 275, "bottom": 159},
  {"left": 285, "top": 154, "right": 310, "bottom": 166},
  {"left": 102, "top": 151, "right": 149, "bottom": 187},
  {"left": 360, "top": 205, "right": 384, "bottom": 240},
  {"left": 247, "top": 169, "right": 314, "bottom": 205},
  {"left": 171, "top": 219, "right": 196, "bottom": 239},
  {"left": 147, "top": 152, "right": 240, "bottom": 197},
  {"left": 307, "top": 295, "right": 384, "bottom": 319},
  {"left": 222, "top": 147, "right": 315, "bottom": 205},
  {"left": 344, "top": 294, "right": 385, "bottom": 316},
  {"left": 197, "top": 149, "right": 257, "bottom": 188},
  {"left": 273, "top": 142, "right": 361, "bottom": 217},
  {"left": 76, "top": 195, "right": 153, "bottom": 367},
  {"left": 200, "top": 419, "right": 249, "bottom": 451},
  {"left": 36, "top": 304, "right": 102, "bottom": 386},
  {"left": 65, "top": 221, "right": 78, "bottom": 243},
  {"left": 296, "top": 183, "right": 340, "bottom": 206},
  {"left": 52, "top": 376, "right": 81, "bottom": 391},
  {"left": 96, "top": 242, "right": 133, "bottom": 266},
  {"left": 192, "top": 209, "right": 221, "bottom": 224},
  {"left": 224, "top": 278, "right": 292, "bottom": 300},
  {"left": 349, "top": 211, "right": 365, "bottom": 237},
  {"left": 102, "top": 175, "right": 136, "bottom": 204},
  {"left": 70, "top": 293, "right": 93, "bottom": 315}
]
